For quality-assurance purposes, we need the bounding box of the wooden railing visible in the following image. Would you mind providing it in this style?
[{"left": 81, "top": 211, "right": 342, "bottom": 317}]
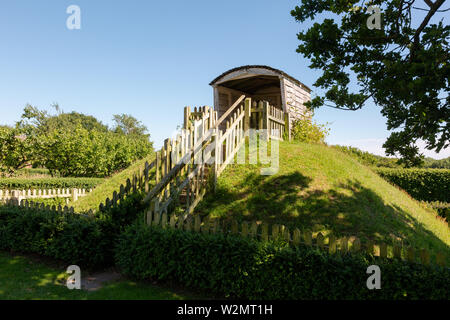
[
  {"left": 142, "top": 97, "right": 291, "bottom": 223},
  {"left": 251, "top": 101, "right": 290, "bottom": 140},
  {"left": 142, "top": 106, "right": 218, "bottom": 220}
]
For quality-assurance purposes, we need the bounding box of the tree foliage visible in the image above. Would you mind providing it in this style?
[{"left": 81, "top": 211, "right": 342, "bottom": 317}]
[
  {"left": 291, "top": 117, "right": 330, "bottom": 143},
  {"left": 0, "top": 126, "right": 35, "bottom": 176},
  {"left": 291, "top": 0, "right": 449, "bottom": 166},
  {"left": 112, "top": 114, "right": 149, "bottom": 138},
  {"left": 0, "top": 105, "right": 153, "bottom": 177}
]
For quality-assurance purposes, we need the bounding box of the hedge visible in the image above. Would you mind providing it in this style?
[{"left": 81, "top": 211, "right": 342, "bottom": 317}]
[
  {"left": 421, "top": 201, "right": 450, "bottom": 222},
  {"left": 0, "top": 191, "right": 145, "bottom": 269},
  {"left": 375, "top": 168, "right": 450, "bottom": 202},
  {"left": 0, "top": 177, "right": 104, "bottom": 190},
  {"left": 115, "top": 223, "right": 450, "bottom": 300}
]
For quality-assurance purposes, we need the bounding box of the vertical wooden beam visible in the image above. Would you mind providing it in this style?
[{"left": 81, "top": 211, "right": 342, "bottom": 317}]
[
  {"left": 284, "top": 112, "right": 291, "bottom": 141},
  {"left": 262, "top": 101, "right": 270, "bottom": 140},
  {"left": 183, "top": 106, "right": 191, "bottom": 130},
  {"left": 155, "top": 151, "right": 161, "bottom": 183},
  {"left": 144, "top": 161, "right": 149, "bottom": 193},
  {"left": 244, "top": 98, "right": 251, "bottom": 133}
]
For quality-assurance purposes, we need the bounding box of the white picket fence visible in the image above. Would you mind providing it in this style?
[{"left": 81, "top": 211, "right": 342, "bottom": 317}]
[{"left": 0, "top": 188, "right": 92, "bottom": 204}]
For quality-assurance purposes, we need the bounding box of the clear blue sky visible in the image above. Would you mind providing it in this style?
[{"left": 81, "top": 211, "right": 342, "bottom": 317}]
[{"left": 0, "top": 0, "right": 448, "bottom": 158}]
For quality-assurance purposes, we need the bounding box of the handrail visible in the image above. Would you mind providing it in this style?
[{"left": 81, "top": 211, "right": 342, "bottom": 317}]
[
  {"left": 214, "top": 95, "right": 245, "bottom": 129},
  {"left": 142, "top": 129, "right": 214, "bottom": 204}
]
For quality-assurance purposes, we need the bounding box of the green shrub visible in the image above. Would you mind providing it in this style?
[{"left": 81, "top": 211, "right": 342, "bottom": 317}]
[
  {"left": 14, "top": 168, "right": 52, "bottom": 177},
  {"left": 0, "top": 207, "right": 109, "bottom": 268},
  {"left": 0, "top": 177, "right": 103, "bottom": 190},
  {"left": 421, "top": 201, "right": 450, "bottom": 222},
  {"left": 115, "top": 223, "right": 450, "bottom": 300},
  {"left": 0, "top": 191, "right": 145, "bottom": 269},
  {"left": 375, "top": 168, "right": 450, "bottom": 202},
  {"left": 291, "top": 117, "right": 329, "bottom": 144},
  {"left": 333, "top": 145, "right": 401, "bottom": 168}
]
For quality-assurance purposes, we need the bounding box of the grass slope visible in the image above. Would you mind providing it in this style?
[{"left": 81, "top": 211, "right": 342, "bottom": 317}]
[
  {"left": 0, "top": 251, "right": 195, "bottom": 300},
  {"left": 196, "top": 141, "right": 450, "bottom": 262},
  {"left": 73, "top": 155, "right": 154, "bottom": 213}
]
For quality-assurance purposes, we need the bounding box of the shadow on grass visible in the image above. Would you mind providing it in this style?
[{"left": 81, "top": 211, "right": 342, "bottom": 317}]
[
  {"left": 0, "top": 251, "right": 200, "bottom": 300},
  {"left": 196, "top": 171, "right": 450, "bottom": 261}
]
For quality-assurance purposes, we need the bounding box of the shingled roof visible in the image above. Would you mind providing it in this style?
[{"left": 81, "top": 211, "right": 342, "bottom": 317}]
[{"left": 209, "top": 65, "right": 311, "bottom": 92}]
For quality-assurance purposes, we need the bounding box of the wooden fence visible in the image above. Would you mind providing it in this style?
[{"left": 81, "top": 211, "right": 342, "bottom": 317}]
[
  {"left": 141, "top": 97, "right": 291, "bottom": 220},
  {"left": 250, "top": 101, "right": 290, "bottom": 140},
  {"left": 146, "top": 210, "right": 448, "bottom": 269},
  {"left": 3, "top": 197, "right": 78, "bottom": 215},
  {"left": 98, "top": 160, "right": 155, "bottom": 212},
  {"left": 0, "top": 188, "right": 91, "bottom": 204}
]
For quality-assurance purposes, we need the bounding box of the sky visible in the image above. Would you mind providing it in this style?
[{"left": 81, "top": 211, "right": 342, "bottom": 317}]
[{"left": 0, "top": 0, "right": 448, "bottom": 159}]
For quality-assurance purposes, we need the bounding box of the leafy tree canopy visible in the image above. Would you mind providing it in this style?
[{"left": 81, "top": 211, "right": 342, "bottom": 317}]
[
  {"left": 1, "top": 105, "right": 153, "bottom": 177},
  {"left": 291, "top": 0, "right": 449, "bottom": 167},
  {"left": 18, "top": 104, "right": 108, "bottom": 134},
  {"left": 112, "top": 114, "right": 150, "bottom": 139}
]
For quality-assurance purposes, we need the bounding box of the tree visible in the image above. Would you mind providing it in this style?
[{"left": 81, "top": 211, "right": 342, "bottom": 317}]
[
  {"left": 0, "top": 126, "right": 35, "bottom": 176},
  {"left": 7, "top": 105, "right": 154, "bottom": 177},
  {"left": 112, "top": 114, "right": 149, "bottom": 138},
  {"left": 291, "top": 0, "right": 449, "bottom": 167}
]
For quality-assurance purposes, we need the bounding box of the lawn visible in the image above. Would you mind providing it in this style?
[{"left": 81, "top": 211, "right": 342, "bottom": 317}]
[
  {"left": 72, "top": 155, "right": 155, "bottom": 213},
  {"left": 0, "top": 251, "right": 199, "bottom": 300},
  {"left": 196, "top": 141, "right": 450, "bottom": 263}
]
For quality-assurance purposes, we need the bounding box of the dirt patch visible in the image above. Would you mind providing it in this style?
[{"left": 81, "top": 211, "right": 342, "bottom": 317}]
[{"left": 81, "top": 269, "right": 122, "bottom": 291}]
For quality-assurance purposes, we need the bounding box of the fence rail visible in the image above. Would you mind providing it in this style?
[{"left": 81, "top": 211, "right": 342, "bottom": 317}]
[{"left": 146, "top": 210, "right": 448, "bottom": 269}]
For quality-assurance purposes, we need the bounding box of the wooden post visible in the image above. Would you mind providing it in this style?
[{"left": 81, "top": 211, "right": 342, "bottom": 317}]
[
  {"left": 261, "top": 223, "right": 269, "bottom": 241},
  {"left": 156, "top": 152, "right": 161, "bottom": 183},
  {"left": 211, "top": 130, "right": 218, "bottom": 191},
  {"left": 293, "top": 229, "right": 301, "bottom": 245},
  {"left": 328, "top": 235, "right": 337, "bottom": 254},
  {"left": 72, "top": 188, "right": 78, "bottom": 202},
  {"left": 244, "top": 98, "right": 251, "bottom": 133},
  {"left": 184, "top": 106, "right": 191, "bottom": 130},
  {"left": 144, "top": 161, "right": 149, "bottom": 193},
  {"left": 262, "top": 101, "right": 269, "bottom": 140},
  {"left": 284, "top": 113, "right": 291, "bottom": 141},
  {"left": 304, "top": 230, "right": 312, "bottom": 246}
]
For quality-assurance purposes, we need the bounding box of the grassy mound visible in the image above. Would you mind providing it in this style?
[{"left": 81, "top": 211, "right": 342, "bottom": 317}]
[
  {"left": 73, "top": 155, "right": 154, "bottom": 213},
  {"left": 196, "top": 141, "right": 450, "bottom": 261}
]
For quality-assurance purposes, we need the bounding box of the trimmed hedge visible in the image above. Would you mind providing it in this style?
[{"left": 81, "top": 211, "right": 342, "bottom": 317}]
[
  {"left": 375, "top": 168, "right": 450, "bottom": 202},
  {"left": 0, "top": 207, "right": 109, "bottom": 268},
  {"left": 0, "top": 191, "right": 145, "bottom": 269},
  {"left": 0, "top": 177, "right": 104, "bottom": 190},
  {"left": 115, "top": 223, "right": 450, "bottom": 300}
]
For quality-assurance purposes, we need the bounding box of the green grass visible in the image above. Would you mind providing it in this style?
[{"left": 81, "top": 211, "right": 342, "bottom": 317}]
[
  {"left": 0, "top": 251, "right": 197, "bottom": 300},
  {"left": 196, "top": 141, "right": 450, "bottom": 262},
  {"left": 72, "top": 155, "right": 154, "bottom": 213}
]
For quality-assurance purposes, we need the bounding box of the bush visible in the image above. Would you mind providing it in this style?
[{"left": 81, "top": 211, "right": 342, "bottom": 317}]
[
  {"left": 0, "top": 177, "right": 103, "bottom": 190},
  {"left": 291, "top": 117, "right": 329, "bottom": 144},
  {"left": 0, "top": 191, "right": 145, "bottom": 269},
  {"left": 115, "top": 223, "right": 450, "bottom": 300},
  {"left": 333, "top": 145, "right": 401, "bottom": 168},
  {"left": 0, "top": 206, "right": 109, "bottom": 268},
  {"left": 375, "top": 168, "right": 450, "bottom": 202},
  {"left": 38, "top": 125, "right": 153, "bottom": 178},
  {"left": 421, "top": 201, "right": 450, "bottom": 222}
]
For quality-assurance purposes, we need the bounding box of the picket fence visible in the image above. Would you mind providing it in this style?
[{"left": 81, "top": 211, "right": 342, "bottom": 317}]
[
  {"left": 4, "top": 197, "right": 78, "bottom": 215},
  {"left": 145, "top": 209, "right": 448, "bottom": 269},
  {"left": 0, "top": 188, "right": 91, "bottom": 204}
]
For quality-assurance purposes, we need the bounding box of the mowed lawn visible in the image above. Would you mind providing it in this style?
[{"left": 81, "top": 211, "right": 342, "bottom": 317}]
[
  {"left": 196, "top": 141, "right": 450, "bottom": 263},
  {"left": 0, "top": 251, "right": 198, "bottom": 300}
]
